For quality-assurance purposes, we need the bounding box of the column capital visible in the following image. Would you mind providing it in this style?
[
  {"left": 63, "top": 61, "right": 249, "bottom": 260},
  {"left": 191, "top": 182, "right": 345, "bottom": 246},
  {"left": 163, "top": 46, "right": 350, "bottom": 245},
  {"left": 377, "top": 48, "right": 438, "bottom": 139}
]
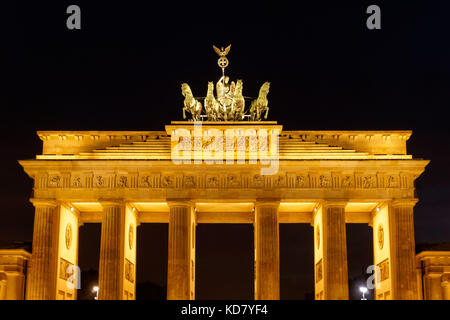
[
  {"left": 322, "top": 200, "right": 347, "bottom": 208},
  {"left": 99, "top": 199, "right": 125, "bottom": 209},
  {"left": 61, "top": 202, "right": 81, "bottom": 221},
  {"left": 255, "top": 199, "right": 280, "bottom": 207},
  {"left": 125, "top": 203, "right": 140, "bottom": 225},
  {"left": 390, "top": 199, "right": 418, "bottom": 208},
  {"left": 167, "top": 200, "right": 195, "bottom": 208},
  {"left": 441, "top": 273, "right": 450, "bottom": 284},
  {"left": 29, "top": 198, "right": 58, "bottom": 208}
]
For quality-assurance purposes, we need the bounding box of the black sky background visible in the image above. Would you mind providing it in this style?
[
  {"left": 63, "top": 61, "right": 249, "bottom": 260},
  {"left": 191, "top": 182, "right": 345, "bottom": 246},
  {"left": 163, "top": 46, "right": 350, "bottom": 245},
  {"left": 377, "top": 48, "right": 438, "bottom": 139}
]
[{"left": 1, "top": 1, "right": 450, "bottom": 299}]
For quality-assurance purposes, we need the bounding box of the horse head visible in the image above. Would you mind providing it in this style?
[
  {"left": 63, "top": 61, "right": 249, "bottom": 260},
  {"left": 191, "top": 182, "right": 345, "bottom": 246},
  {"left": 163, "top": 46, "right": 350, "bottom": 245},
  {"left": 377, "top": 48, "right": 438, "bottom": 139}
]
[
  {"left": 259, "top": 82, "right": 270, "bottom": 98},
  {"left": 181, "top": 83, "right": 192, "bottom": 98}
]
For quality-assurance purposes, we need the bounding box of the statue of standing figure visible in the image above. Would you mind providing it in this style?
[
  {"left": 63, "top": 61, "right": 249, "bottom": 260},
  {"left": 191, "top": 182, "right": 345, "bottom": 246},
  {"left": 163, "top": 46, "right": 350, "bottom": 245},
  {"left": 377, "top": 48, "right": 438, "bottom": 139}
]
[{"left": 216, "top": 76, "right": 236, "bottom": 121}]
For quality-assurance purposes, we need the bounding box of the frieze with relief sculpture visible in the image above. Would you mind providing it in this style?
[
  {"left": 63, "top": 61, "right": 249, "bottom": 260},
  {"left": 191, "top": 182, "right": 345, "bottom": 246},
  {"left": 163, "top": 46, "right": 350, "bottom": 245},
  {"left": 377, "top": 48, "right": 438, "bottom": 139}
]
[{"left": 40, "top": 171, "right": 415, "bottom": 191}]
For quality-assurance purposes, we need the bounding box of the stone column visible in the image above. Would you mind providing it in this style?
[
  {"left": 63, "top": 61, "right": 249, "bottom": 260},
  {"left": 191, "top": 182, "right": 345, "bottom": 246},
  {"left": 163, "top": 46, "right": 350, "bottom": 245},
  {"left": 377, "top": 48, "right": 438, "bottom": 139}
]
[
  {"left": 424, "top": 274, "right": 443, "bottom": 300},
  {"left": 0, "top": 276, "right": 6, "bottom": 300},
  {"left": 98, "top": 201, "right": 125, "bottom": 300},
  {"left": 389, "top": 200, "right": 419, "bottom": 299},
  {"left": 254, "top": 201, "right": 280, "bottom": 300},
  {"left": 441, "top": 274, "right": 450, "bottom": 300},
  {"left": 167, "top": 201, "right": 196, "bottom": 300},
  {"left": 26, "top": 200, "right": 59, "bottom": 300},
  {"left": 321, "top": 202, "right": 349, "bottom": 300}
]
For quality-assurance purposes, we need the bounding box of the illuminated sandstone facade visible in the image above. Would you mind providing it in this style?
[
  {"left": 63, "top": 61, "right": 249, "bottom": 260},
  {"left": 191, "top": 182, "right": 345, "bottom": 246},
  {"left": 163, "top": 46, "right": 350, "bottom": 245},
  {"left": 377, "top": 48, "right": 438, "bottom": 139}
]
[
  {"left": 416, "top": 251, "right": 450, "bottom": 300},
  {"left": 0, "top": 249, "right": 30, "bottom": 300},
  {"left": 18, "top": 121, "right": 429, "bottom": 300}
]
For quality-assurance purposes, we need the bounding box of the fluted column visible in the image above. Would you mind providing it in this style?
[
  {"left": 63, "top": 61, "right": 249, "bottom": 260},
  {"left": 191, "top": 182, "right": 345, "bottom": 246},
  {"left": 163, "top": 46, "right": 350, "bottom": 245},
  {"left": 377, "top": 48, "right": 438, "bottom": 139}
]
[
  {"left": 254, "top": 201, "right": 280, "bottom": 300},
  {"left": 321, "top": 202, "right": 348, "bottom": 300},
  {"left": 167, "top": 201, "right": 196, "bottom": 300},
  {"left": 389, "top": 200, "right": 419, "bottom": 299},
  {"left": 98, "top": 201, "right": 125, "bottom": 300},
  {"left": 26, "top": 200, "right": 58, "bottom": 300},
  {"left": 441, "top": 274, "right": 450, "bottom": 300}
]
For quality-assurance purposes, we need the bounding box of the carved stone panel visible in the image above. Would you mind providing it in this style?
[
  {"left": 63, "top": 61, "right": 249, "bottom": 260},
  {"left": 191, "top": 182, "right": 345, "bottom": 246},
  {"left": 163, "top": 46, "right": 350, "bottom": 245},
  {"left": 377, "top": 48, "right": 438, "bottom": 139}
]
[
  {"left": 251, "top": 174, "right": 264, "bottom": 188},
  {"left": 65, "top": 223, "right": 72, "bottom": 250},
  {"left": 70, "top": 174, "right": 83, "bottom": 188},
  {"left": 139, "top": 173, "right": 160, "bottom": 188},
  {"left": 184, "top": 175, "right": 197, "bottom": 188},
  {"left": 125, "top": 259, "right": 135, "bottom": 283},
  {"left": 59, "top": 258, "right": 73, "bottom": 281},
  {"left": 116, "top": 175, "right": 128, "bottom": 188},
  {"left": 316, "top": 259, "right": 323, "bottom": 283},
  {"left": 48, "top": 174, "right": 62, "bottom": 188},
  {"left": 377, "top": 258, "right": 390, "bottom": 282},
  {"left": 206, "top": 175, "right": 219, "bottom": 188},
  {"left": 386, "top": 175, "right": 400, "bottom": 188},
  {"left": 377, "top": 224, "right": 384, "bottom": 250},
  {"left": 128, "top": 224, "right": 134, "bottom": 250},
  {"left": 295, "top": 175, "right": 309, "bottom": 188},
  {"left": 93, "top": 174, "right": 113, "bottom": 188},
  {"left": 273, "top": 174, "right": 286, "bottom": 187},
  {"left": 316, "top": 225, "right": 320, "bottom": 250},
  {"left": 341, "top": 174, "right": 354, "bottom": 188},
  {"left": 362, "top": 175, "right": 376, "bottom": 188},
  {"left": 161, "top": 175, "right": 175, "bottom": 188},
  {"left": 227, "top": 174, "right": 241, "bottom": 188},
  {"left": 319, "top": 174, "right": 332, "bottom": 188}
]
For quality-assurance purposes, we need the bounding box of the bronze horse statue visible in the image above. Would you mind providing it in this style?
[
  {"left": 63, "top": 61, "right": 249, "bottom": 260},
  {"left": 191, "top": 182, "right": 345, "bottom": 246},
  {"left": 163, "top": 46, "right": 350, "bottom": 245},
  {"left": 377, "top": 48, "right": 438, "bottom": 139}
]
[
  {"left": 250, "top": 82, "right": 270, "bottom": 121},
  {"left": 181, "top": 83, "right": 202, "bottom": 121}
]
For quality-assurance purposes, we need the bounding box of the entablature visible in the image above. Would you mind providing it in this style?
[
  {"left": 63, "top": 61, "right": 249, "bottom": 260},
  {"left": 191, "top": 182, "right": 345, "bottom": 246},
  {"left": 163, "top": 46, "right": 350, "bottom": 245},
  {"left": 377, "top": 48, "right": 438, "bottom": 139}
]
[{"left": 19, "top": 159, "right": 427, "bottom": 193}]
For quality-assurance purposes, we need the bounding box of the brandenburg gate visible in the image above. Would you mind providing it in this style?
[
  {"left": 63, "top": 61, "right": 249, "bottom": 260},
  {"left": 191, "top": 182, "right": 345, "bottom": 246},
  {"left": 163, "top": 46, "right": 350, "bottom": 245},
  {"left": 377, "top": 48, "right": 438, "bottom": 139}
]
[
  {"left": 19, "top": 121, "right": 429, "bottom": 300},
  {"left": 18, "top": 46, "right": 429, "bottom": 300}
]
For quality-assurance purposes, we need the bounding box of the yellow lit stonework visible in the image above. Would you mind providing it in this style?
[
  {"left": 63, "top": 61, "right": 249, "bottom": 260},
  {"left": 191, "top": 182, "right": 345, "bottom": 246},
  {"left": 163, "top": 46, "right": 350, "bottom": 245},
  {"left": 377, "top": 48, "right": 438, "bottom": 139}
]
[
  {"left": 0, "top": 249, "right": 30, "bottom": 300},
  {"left": 17, "top": 121, "right": 430, "bottom": 300},
  {"left": 416, "top": 251, "right": 450, "bottom": 300}
]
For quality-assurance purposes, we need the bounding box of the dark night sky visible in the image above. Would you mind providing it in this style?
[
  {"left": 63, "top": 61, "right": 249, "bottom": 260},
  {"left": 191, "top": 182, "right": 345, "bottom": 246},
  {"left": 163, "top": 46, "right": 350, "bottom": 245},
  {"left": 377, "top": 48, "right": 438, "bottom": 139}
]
[{"left": 1, "top": 1, "right": 450, "bottom": 299}]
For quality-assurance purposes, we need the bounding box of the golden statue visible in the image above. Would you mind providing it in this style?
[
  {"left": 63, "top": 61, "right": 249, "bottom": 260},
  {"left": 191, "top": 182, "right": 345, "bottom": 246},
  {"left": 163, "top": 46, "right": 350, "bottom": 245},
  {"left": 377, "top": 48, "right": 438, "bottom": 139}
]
[
  {"left": 250, "top": 82, "right": 270, "bottom": 121},
  {"left": 181, "top": 83, "right": 202, "bottom": 121},
  {"left": 213, "top": 45, "right": 231, "bottom": 57},
  {"left": 204, "top": 82, "right": 220, "bottom": 121},
  {"left": 213, "top": 45, "right": 231, "bottom": 70},
  {"left": 179, "top": 45, "right": 271, "bottom": 122},
  {"left": 216, "top": 76, "right": 236, "bottom": 121},
  {"left": 233, "top": 79, "right": 245, "bottom": 120}
]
